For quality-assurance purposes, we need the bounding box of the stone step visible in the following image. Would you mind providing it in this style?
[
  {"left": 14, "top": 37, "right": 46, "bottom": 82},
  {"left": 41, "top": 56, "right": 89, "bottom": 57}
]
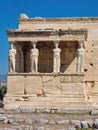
[
  {"left": 4, "top": 100, "right": 97, "bottom": 110},
  {"left": 4, "top": 96, "right": 96, "bottom": 104}
]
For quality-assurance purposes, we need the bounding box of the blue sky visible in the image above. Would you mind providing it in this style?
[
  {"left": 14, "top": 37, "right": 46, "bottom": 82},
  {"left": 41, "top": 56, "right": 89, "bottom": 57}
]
[{"left": 0, "top": 0, "right": 98, "bottom": 74}]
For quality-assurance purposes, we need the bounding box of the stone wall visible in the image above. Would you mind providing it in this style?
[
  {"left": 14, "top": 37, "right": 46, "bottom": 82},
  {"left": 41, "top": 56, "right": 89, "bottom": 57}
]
[
  {"left": 6, "top": 73, "right": 84, "bottom": 96},
  {"left": 4, "top": 73, "right": 87, "bottom": 109}
]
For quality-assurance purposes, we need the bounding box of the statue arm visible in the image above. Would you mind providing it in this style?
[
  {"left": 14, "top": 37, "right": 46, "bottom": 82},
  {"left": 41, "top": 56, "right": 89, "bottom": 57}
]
[{"left": 15, "top": 50, "right": 16, "bottom": 56}]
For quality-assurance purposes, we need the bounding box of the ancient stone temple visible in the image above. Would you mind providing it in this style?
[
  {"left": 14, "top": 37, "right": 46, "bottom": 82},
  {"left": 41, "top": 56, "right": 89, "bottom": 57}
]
[{"left": 4, "top": 14, "right": 98, "bottom": 112}]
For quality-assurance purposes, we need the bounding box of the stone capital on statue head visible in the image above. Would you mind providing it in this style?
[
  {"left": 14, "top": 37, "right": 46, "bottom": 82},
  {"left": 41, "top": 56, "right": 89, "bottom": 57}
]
[
  {"left": 53, "top": 38, "right": 60, "bottom": 48},
  {"left": 78, "top": 40, "right": 85, "bottom": 48},
  {"left": 31, "top": 40, "right": 37, "bottom": 48}
]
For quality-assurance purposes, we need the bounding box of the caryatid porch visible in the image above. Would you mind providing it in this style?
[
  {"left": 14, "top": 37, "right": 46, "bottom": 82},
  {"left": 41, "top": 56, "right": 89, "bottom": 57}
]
[
  {"left": 4, "top": 28, "right": 89, "bottom": 110},
  {"left": 8, "top": 29, "right": 86, "bottom": 74}
]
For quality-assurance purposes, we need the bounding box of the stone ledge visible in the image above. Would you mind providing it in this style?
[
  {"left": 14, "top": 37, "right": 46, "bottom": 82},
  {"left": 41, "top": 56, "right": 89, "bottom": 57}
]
[
  {"left": 1, "top": 107, "right": 98, "bottom": 114},
  {"left": 7, "top": 72, "right": 85, "bottom": 76},
  {"left": 19, "top": 17, "right": 98, "bottom": 22},
  {"left": 3, "top": 100, "right": 98, "bottom": 114}
]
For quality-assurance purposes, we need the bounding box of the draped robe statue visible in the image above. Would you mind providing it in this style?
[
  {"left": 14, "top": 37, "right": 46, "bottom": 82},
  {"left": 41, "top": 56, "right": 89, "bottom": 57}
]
[
  {"left": 77, "top": 41, "right": 85, "bottom": 73},
  {"left": 53, "top": 43, "right": 61, "bottom": 73},
  {"left": 30, "top": 43, "right": 39, "bottom": 72},
  {"left": 9, "top": 44, "right": 16, "bottom": 72}
]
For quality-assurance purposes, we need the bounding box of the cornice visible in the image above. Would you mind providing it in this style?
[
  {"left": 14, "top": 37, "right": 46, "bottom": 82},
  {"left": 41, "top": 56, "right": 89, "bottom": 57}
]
[{"left": 19, "top": 17, "right": 98, "bottom": 23}]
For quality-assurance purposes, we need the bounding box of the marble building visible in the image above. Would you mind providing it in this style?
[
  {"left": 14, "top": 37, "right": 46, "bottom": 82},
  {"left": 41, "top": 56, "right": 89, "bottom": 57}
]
[{"left": 4, "top": 14, "right": 98, "bottom": 111}]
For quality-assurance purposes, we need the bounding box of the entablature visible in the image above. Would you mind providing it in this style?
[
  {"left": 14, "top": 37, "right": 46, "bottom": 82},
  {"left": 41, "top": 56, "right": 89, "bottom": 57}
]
[{"left": 7, "top": 29, "right": 87, "bottom": 43}]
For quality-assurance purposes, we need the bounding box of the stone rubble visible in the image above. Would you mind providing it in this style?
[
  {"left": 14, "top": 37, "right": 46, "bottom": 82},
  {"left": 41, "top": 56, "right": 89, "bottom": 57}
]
[
  {"left": 48, "top": 120, "right": 56, "bottom": 125},
  {"left": 81, "top": 121, "right": 88, "bottom": 128},
  {"left": 0, "top": 113, "right": 98, "bottom": 130},
  {"left": 56, "top": 120, "right": 69, "bottom": 125},
  {"left": 35, "top": 119, "right": 48, "bottom": 125}
]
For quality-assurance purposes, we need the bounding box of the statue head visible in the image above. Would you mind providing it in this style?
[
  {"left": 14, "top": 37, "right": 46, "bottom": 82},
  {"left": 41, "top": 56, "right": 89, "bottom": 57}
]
[
  {"left": 54, "top": 39, "right": 60, "bottom": 48},
  {"left": 33, "top": 43, "right": 36, "bottom": 48},
  {"left": 78, "top": 41, "right": 84, "bottom": 48},
  {"left": 10, "top": 43, "right": 14, "bottom": 49},
  {"left": 31, "top": 41, "right": 37, "bottom": 48},
  {"left": 55, "top": 43, "right": 59, "bottom": 48}
]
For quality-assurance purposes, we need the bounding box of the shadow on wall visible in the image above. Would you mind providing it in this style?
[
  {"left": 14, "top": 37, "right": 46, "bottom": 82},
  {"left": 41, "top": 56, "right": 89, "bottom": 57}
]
[{"left": 60, "top": 41, "right": 78, "bottom": 73}]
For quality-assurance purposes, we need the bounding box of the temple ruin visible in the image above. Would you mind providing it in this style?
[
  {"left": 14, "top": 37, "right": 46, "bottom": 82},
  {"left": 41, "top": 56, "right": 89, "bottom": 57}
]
[{"left": 4, "top": 14, "right": 98, "bottom": 111}]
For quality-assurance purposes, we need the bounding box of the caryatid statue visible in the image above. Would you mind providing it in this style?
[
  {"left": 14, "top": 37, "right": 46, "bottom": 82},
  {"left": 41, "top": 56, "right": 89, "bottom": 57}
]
[
  {"left": 9, "top": 43, "right": 16, "bottom": 72},
  {"left": 30, "top": 42, "right": 39, "bottom": 72},
  {"left": 77, "top": 41, "right": 85, "bottom": 73},
  {"left": 53, "top": 40, "right": 61, "bottom": 73}
]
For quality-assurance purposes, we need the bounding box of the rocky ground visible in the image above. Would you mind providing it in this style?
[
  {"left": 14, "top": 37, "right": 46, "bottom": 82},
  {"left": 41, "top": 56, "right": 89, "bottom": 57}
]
[{"left": 0, "top": 109, "right": 98, "bottom": 130}]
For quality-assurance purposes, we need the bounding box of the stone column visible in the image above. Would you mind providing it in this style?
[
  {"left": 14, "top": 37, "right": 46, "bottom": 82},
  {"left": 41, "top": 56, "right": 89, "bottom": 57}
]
[
  {"left": 77, "top": 40, "right": 85, "bottom": 73},
  {"left": 16, "top": 45, "right": 24, "bottom": 72},
  {"left": 30, "top": 41, "right": 39, "bottom": 73},
  {"left": 53, "top": 40, "right": 61, "bottom": 73},
  {"left": 9, "top": 42, "right": 16, "bottom": 72}
]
